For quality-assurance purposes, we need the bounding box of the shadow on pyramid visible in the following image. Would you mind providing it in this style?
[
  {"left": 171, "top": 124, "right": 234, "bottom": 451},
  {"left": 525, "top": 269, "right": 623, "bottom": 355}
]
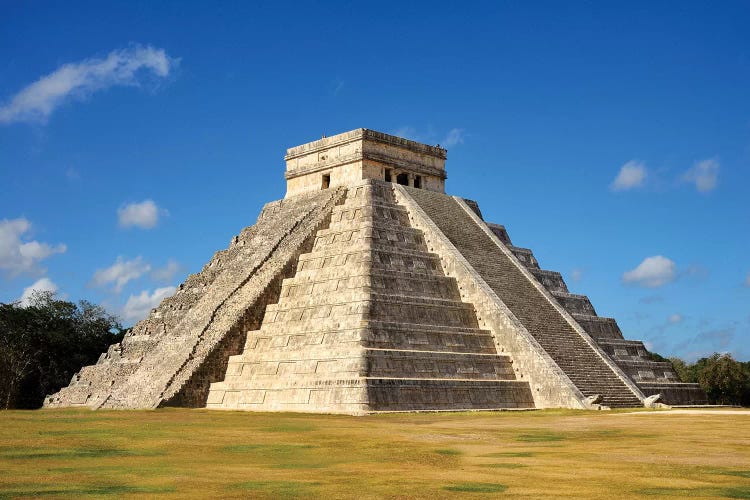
[{"left": 46, "top": 129, "right": 707, "bottom": 413}]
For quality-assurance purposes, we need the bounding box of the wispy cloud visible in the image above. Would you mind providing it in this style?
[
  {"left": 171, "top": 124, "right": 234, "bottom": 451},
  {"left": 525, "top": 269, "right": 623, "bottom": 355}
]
[
  {"left": 91, "top": 256, "right": 150, "bottom": 293},
  {"left": 639, "top": 295, "right": 664, "bottom": 304},
  {"left": 0, "top": 218, "right": 66, "bottom": 277},
  {"left": 668, "top": 313, "right": 683, "bottom": 324},
  {"left": 65, "top": 167, "right": 81, "bottom": 180},
  {"left": 117, "top": 199, "right": 167, "bottom": 229},
  {"left": 151, "top": 259, "right": 181, "bottom": 282},
  {"left": 442, "top": 128, "right": 465, "bottom": 147},
  {"left": 123, "top": 286, "right": 176, "bottom": 322},
  {"left": 330, "top": 78, "right": 344, "bottom": 96},
  {"left": 682, "top": 158, "right": 719, "bottom": 193},
  {"left": 18, "top": 277, "right": 58, "bottom": 307},
  {"left": 622, "top": 255, "right": 676, "bottom": 288},
  {"left": 569, "top": 268, "right": 583, "bottom": 282},
  {"left": 391, "top": 126, "right": 419, "bottom": 141},
  {"left": 745, "top": 272, "right": 750, "bottom": 287},
  {"left": 610, "top": 160, "right": 647, "bottom": 191},
  {"left": 0, "top": 45, "right": 177, "bottom": 125}
]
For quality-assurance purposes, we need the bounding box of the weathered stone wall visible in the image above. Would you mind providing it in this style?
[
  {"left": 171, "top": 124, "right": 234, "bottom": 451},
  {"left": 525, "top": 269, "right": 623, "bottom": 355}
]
[
  {"left": 472, "top": 207, "right": 708, "bottom": 406},
  {"left": 208, "top": 180, "right": 533, "bottom": 414},
  {"left": 45, "top": 187, "right": 345, "bottom": 409},
  {"left": 393, "top": 185, "right": 589, "bottom": 409},
  {"left": 285, "top": 129, "right": 447, "bottom": 197}
]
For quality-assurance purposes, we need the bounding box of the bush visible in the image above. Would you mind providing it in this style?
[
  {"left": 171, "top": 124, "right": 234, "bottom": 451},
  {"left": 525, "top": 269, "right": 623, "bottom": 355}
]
[
  {"left": 670, "top": 353, "right": 750, "bottom": 406},
  {"left": 0, "top": 291, "right": 124, "bottom": 409}
]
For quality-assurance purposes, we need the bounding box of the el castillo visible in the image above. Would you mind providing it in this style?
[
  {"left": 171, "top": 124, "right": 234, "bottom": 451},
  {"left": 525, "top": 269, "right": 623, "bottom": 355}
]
[{"left": 45, "top": 129, "right": 708, "bottom": 413}]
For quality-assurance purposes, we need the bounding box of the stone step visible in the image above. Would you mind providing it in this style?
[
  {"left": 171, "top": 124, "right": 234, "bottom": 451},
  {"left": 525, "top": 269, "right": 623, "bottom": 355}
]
[
  {"left": 365, "top": 348, "right": 516, "bottom": 380},
  {"left": 280, "top": 270, "right": 461, "bottom": 302},
  {"left": 596, "top": 339, "right": 650, "bottom": 360},
  {"left": 296, "top": 245, "right": 443, "bottom": 275},
  {"left": 507, "top": 246, "right": 539, "bottom": 269},
  {"left": 530, "top": 269, "right": 569, "bottom": 293},
  {"left": 315, "top": 221, "right": 423, "bottom": 244},
  {"left": 241, "top": 327, "right": 363, "bottom": 351},
  {"left": 636, "top": 382, "right": 709, "bottom": 405},
  {"left": 363, "top": 323, "right": 497, "bottom": 354},
  {"left": 404, "top": 186, "right": 642, "bottom": 408},
  {"left": 550, "top": 291, "right": 597, "bottom": 316},
  {"left": 485, "top": 223, "right": 512, "bottom": 246},
  {"left": 572, "top": 314, "right": 624, "bottom": 340},
  {"left": 364, "top": 378, "right": 534, "bottom": 411}
]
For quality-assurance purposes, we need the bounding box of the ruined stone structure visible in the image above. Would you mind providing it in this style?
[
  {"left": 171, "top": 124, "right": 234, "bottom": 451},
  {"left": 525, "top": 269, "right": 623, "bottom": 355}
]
[{"left": 45, "top": 128, "right": 707, "bottom": 413}]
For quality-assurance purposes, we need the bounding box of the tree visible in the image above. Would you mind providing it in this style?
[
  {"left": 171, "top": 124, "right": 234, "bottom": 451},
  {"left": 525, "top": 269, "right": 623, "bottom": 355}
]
[
  {"left": 697, "top": 353, "right": 748, "bottom": 406},
  {"left": 669, "top": 357, "right": 696, "bottom": 384},
  {"left": 0, "top": 291, "right": 125, "bottom": 409}
]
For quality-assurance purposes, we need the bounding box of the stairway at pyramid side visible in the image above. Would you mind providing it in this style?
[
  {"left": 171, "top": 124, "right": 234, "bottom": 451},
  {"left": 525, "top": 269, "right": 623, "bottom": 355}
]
[
  {"left": 206, "top": 181, "right": 535, "bottom": 413},
  {"left": 44, "top": 188, "right": 346, "bottom": 409},
  {"left": 403, "top": 189, "right": 704, "bottom": 406}
]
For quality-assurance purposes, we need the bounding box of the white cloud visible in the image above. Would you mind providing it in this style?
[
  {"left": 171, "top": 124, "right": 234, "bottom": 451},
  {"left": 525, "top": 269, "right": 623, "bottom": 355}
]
[
  {"left": 745, "top": 272, "right": 750, "bottom": 287},
  {"left": 152, "top": 259, "right": 181, "bottom": 282},
  {"left": 123, "top": 286, "right": 176, "bottom": 322},
  {"left": 668, "top": 313, "right": 683, "bottom": 324},
  {"left": 622, "top": 255, "right": 676, "bottom": 288},
  {"left": 442, "top": 128, "right": 465, "bottom": 147},
  {"left": 117, "top": 199, "right": 166, "bottom": 229},
  {"left": 91, "top": 256, "right": 151, "bottom": 293},
  {"left": 0, "top": 218, "right": 66, "bottom": 276},
  {"left": 65, "top": 167, "right": 80, "bottom": 180},
  {"left": 570, "top": 268, "right": 583, "bottom": 282},
  {"left": 0, "top": 45, "right": 176, "bottom": 124},
  {"left": 610, "top": 160, "right": 647, "bottom": 191},
  {"left": 18, "top": 277, "right": 58, "bottom": 307},
  {"left": 391, "top": 126, "right": 418, "bottom": 141},
  {"left": 682, "top": 158, "right": 719, "bottom": 193}
]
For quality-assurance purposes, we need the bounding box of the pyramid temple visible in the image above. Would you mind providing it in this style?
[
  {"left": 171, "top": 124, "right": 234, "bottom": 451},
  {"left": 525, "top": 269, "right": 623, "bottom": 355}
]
[{"left": 45, "top": 128, "right": 707, "bottom": 413}]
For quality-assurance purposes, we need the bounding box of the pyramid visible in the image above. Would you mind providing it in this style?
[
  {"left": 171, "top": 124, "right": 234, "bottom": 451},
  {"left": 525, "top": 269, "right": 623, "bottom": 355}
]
[{"left": 45, "top": 129, "right": 707, "bottom": 413}]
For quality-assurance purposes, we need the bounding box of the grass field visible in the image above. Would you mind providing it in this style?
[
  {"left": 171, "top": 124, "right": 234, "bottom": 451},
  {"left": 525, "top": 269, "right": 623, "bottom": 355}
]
[{"left": 0, "top": 408, "right": 748, "bottom": 499}]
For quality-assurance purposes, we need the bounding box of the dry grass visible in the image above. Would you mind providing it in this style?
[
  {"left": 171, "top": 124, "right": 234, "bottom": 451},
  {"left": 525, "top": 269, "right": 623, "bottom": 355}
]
[{"left": 0, "top": 408, "right": 748, "bottom": 499}]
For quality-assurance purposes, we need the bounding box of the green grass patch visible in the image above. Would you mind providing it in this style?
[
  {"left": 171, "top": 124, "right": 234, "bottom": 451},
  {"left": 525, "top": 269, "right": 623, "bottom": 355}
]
[
  {"left": 0, "top": 446, "right": 156, "bottom": 460},
  {"left": 434, "top": 448, "right": 462, "bottom": 455},
  {"left": 480, "top": 451, "right": 536, "bottom": 458},
  {"left": 262, "top": 423, "right": 317, "bottom": 432},
  {"left": 222, "top": 443, "right": 317, "bottom": 453},
  {"left": 443, "top": 482, "right": 508, "bottom": 493},
  {"left": 230, "top": 480, "right": 322, "bottom": 498},
  {"left": 515, "top": 432, "right": 567, "bottom": 442},
  {"left": 637, "top": 486, "right": 750, "bottom": 498},
  {"left": 0, "top": 484, "right": 175, "bottom": 498},
  {"left": 706, "top": 468, "right": 750, "bottom": 479}
]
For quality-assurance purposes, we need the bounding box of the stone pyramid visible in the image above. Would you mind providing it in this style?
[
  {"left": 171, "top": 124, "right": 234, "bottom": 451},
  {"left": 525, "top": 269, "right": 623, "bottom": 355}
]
[{"left": 45, "top": 128, "right": 706, "bottom": 413}]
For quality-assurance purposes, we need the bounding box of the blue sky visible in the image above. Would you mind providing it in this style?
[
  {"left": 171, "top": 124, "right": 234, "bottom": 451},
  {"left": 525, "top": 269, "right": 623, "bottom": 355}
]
[{"left": 1, "top": 1, "right": 748, "bottom": 361}]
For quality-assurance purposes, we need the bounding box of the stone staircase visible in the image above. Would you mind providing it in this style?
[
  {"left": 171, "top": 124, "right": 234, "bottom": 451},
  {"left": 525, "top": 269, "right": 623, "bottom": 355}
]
[
  {"left": 45, "top": 188, "right": 345, "bottom": 409},
  {"left": 449, "top": 201, "right": 707, "bottom": 406},
  {"left": 403, "top": 187, "right": 643, "bottom": 408},
  {"left": 207, "top": 180, "right": 534, "bottom": 413}
]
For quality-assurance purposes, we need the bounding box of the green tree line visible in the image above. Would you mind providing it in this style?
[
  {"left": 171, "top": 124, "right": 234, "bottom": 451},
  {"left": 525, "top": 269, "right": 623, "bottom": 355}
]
[
  {"left": 0, "top": 292, "right": 125, "bottom": 409},
  {"left": 670, "top": 354, "right": 750, "bottom": 406}
]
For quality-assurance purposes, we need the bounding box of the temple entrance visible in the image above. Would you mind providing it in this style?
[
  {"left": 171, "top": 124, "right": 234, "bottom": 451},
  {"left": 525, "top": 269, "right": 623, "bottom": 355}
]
[
  {"left": 322, "top": 174, "right": 330, "bottom": 189},
  {"left": 396, "top": 173, "right": 409, "bottom": 186}
]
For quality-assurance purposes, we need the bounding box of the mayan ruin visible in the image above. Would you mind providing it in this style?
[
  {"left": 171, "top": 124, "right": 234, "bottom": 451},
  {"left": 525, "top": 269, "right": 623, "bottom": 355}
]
[{"left": 45, "top": 128, "right": 708, "bottom": 413}]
